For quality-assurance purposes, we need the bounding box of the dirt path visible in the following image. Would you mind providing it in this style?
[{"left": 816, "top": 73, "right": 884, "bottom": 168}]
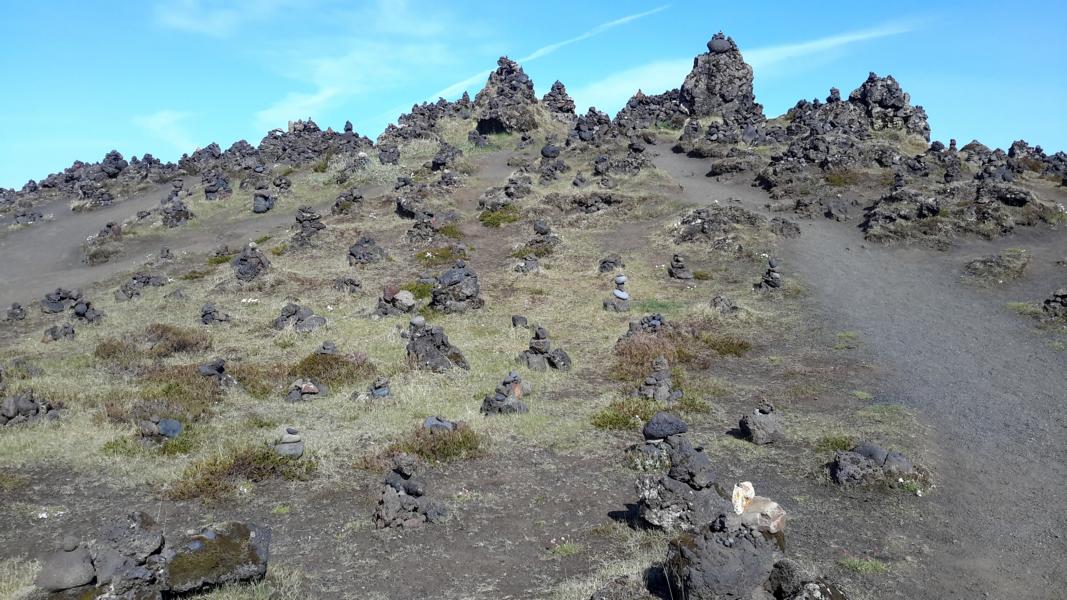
[{"left": 654, "top": 150, "right": 1067, "bottom": 599}]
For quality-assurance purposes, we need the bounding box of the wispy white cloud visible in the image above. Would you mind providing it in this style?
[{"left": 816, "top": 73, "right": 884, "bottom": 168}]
[
  {"left": 154, "top": 0, "right": 294, "bottom": 37},
  {"left": 570, "top": 20, "right": 921, "bottom": 115},
  {"left": 426, "top": 5, "right": 670, "bottom": 103},
  {"left": 132, "top": 110, "right": 197, "bottom": 153}
]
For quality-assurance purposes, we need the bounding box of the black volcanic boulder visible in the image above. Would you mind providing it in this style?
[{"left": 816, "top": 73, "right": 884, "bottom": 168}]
[
  {"left": 680, "top": 32, "right": 764, "bottom": 121},
  {"left": 406, "top": 316, "right": 469, "bottom": 372},
  {"left": 664, "top": 517, "right": 780, "bottom": 600},
  {"left": 348, "top": 236, "right": 385, "bottom": 265},
  {"left": 429, "top": 260, "right": 484, "bottom": 313},
  {"left": 231, "top": 243, "right": 270, "bottom": 281},
  {"left": 473, "top": 57, "right": 540, "bottom": 133}
]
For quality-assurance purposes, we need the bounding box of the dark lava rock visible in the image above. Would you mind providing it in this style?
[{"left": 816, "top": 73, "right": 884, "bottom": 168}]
[
  {"left": 643, "top": 411, "right": 688, "bottom": 440},
  {"left": 406, "top": 317, "right": 469, "bottom": 372}
]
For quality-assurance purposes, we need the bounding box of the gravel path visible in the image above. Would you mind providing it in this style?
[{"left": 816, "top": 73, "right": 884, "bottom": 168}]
[{"left": 656, "top": 150, "right": 1067, "bottom": 599}]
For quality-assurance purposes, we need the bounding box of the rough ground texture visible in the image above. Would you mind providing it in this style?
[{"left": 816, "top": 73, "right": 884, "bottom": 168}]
[{"left": 1, "top": 30, "right": 1066, "bottom": 600}]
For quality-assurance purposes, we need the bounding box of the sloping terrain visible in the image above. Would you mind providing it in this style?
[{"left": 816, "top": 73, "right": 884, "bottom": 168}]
[{"left": 0, "top": 32, "right": 1065, "bottom": 600}]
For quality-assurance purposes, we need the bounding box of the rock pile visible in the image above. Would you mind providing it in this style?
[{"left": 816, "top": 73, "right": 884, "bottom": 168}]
[
  {"left": 115, "top": 272, "right": 165, "bottom": 302},
  {"left": 69, "top": 297, "right": 105, "bottom": 323},
  {"left": 161, "top": 196, "right": 194, "bottom": 228},
  {"left": 480, "top": 371, "right": 531, "bottom": 415},
  {"left": 667, "top": 254, "right": 694, "bottom": 280},
  {"left": 406, "top": 316, "right": 469, "bottom": 371},
  {"left": 291, "top": 206, "right": 325, "bottom": 245},
  {"left": 738, "top": 403, "right": 783, "bottom": 445},
  {"left": 273, "top": 426, "right": 305, "bottom": 458},
  {"left": 1, "top": 390, "right": 62, "bottom": 426},
  {"left": 252, "top": 190, "right": 276, "bottom": 214},
  {"left": 272, "top": 303, "right": 327, "bottom": 333},
  {"left": 636, "top": 356, "right": 682, "bottom": 403},
  {"left": 516, "top": 326, "right": 571, "bottom": 371},
  {"left": 571, "top": 107, "right": 612, "bottom": 144},
  {"left": 4, "top": 303, "right": 26, "bottom": 321},
  {"left": 374, "top": 453, "right": 448, "bottom": 529},
  {"left": 599, "top": 254, "right": 625, "bottom": 273},
  {"left": 42, "top": 323, "right": 76, "bottom": 342},
  {"left": 333, "top": 276, "right": 362, "bottom": 294},
  {"left": 202, "top": 170, "right": 232, "bottom": 201},
  {"left": 603, "top": 273, "right": 630, "bottom": 312},
  {"left": 711, "top": 294, "right": 740, "bottom": 315},
  {"left": 30, "top": 512, "right": 270, "bottom": 597},
  {"left": 542, "top": 80, "right": 576, "bottom": 117},
  {"left": 348, "top": 236, "right": 385, "bottom": 265},
  {"left": 515, "top": 255, "right": 539, "bottom": 274},
  {"left": 200, "top": 303, "right": 232, "bottom": 325},
  {"left": 430, "top": 260, "right": 484, "bottom": 313},
  {"left": 635, "top": 416, "right": 723, "bottom": 531},
  {"left": 286, "top": 379, "right": 326, "bottom": 402},
  {"left": 231, "top": 243, "right": 270, "bottom": 281},
  {"left": 40, "top": 288, "right": 82, "bottom": 314},
  {"left": 330, "top": 188, "right": 363, "bottom": 215},
  {"left": 376, "top": 285, "right": 417, "bottom": 316},
  {"left": 829, "top": 441, "right": 916, "bottom": 486},
  {"left": 366, "top": 376, "right": 391, "bottom": 400},
  {"left": 755, "top": 258, "right": 782, "bottom": 291},
  {"left": 1042, "top": 288, "right": 1067, "bottom": 319},
  {"left": 473, "top": 57, "right": 539, "bottom": 134},
  {"left": 679, "top": 32, "right": 764, "bottom": 121},
  {"left": 136, "top": 414, "right": 183, "bottom": 443}
]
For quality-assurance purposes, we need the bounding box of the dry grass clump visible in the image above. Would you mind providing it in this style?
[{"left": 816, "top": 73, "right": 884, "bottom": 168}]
[
  {"left": 590, "top": 398, "right": 660, "bottom": 430},
  {"left": 367, "top": 424, "right": 484, "bottom": 465},
  {"left": 228, "top": 362, "right": 289, "bottom": 400},
  {"left": 94, "top": 324, "right": 212, "bottom": 369},
  {"left": 135, "top": 365, "right": 223, "bottom": 421},
  {"left": 167, "top": 444, "right": 317, "bottom": 501},
  {"left": 609, "top": 333, "right": 679, "bottom": 382},
  {"left": 288, "top": 352, "right": 376, "bottom": 388}
]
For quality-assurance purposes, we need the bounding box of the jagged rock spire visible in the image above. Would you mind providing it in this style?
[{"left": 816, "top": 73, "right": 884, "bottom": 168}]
[
  {"left": 680, "top": 32, "right": 763, "bottom": 122},
  {"left": 473, "top": 57, "right": 540, "bottom": 133}
]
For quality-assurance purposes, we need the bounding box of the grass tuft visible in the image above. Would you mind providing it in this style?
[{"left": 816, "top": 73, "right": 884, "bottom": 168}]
[
  {"left": 839, "top": 558, "right": 888, "bottom": 575},
  {"left": 167, "top": 444, "right": 317, "bottom": 501},
  {"left": 478, "top": 205, "right": 521, "bottom": 228},
  {"left": 591, "top": 398, "right": 659, "bottom": 430},
  {"left": 288, "top": 352, "right": 375, "bottom": 388}
]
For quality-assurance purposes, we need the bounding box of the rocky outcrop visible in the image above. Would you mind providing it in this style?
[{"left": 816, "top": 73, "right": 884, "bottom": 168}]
[
  {"left": 679, "top": 33, "right": 763, "bottom": 121},
  {"left": 473, "top": 57, "right": 540, "bottom": 134},
  {"left": 542, "top": 80, "right": 576, "bottom": 118}
]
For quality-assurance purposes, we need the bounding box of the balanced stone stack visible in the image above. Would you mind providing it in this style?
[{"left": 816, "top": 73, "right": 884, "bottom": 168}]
[
  {"left": 348, "top": 236, "right": 385, "bottom": 265},
  {"left": 679, "top": 32, "right": 764, "bottom": 122},
  {"left": 625, "top": 411, "right": 688, "bottom": 471},
  {"left": 738, "top": 403, "right": 784, "bottom": 445},
  {"left": 516, "top": 326, "right": 572, "bottom": 371},
  {"left": 636, "top": 356, "right": 682, "bottom": 403},
  {"left": 285, "top": 379, "right": 326, "bottom": 402},
  {"left": 42, "top": 323, "right": 76, "bottom": 342},
  {"left": 231, "top": 243, "right": 270, "bottom": 282},
  {"left": 273, "top": 426, "right": 305, "bottom": 458},
  {"left": 375, "top": 453, "right": 448, "bottom": 529},
  {"left": 620, "top": 313, "right": 672, "bottom": 341},
  {"left": 406, "top": 316, "right": 469, "bottom": 372},
  {"left": 480, "top": 371, "right": 531, "bottom": 415},
  {"left": 291, "top": 206, "right": 325, "bottom": 246},
  {"left": 755, "top": 258, "right": 782, "bottom": 291},
  {"left": 202, "top": 170, "right": 231, "bottom": 200},
  {"left": 115, "top": 272, "right": 166, "bottom": 302},
  {"left": 272, "top": 303, "right": 327, "bottom": 333},
  {"left": 5, "top": 303, "right": 26, "bottom": 321},
  {"left": 376, "top": 285, "right": 417, "bottom": 316},
  {"left": 1043, "top": 288, "right": 1067, "bottom": 319},
  {"left": 603, "top": 274, "right": 630, "bottom": 312},
  {"left": 429, "top": 260, "right": 484, "bottom": 313},
  {"left": 542, "top": 80, "right": 576, "bottom": 118},
  {"left": 161, "top": 197, "right": 194, "bottom": 227},
  {"left": 667, "top": 254, "right": 694, "bottom": 280},
  {"left": 635, "top": 417, "right": 724, "bottom": 532},
  {"left": 1, "top": 390, "right": 62, "bottom": 426},
  {"left": 525, "top": 219, "right": 561, "bottom": 255},
  {"left": 200, "top": 303, "right": 232, "bottom": 325}
]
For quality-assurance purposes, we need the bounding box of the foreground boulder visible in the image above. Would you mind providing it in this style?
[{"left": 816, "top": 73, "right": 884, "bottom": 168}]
[
  {"left": 30, "top": 512, "right": 269, "bottom": 598},
  {"left": 406, "top": 316, "right": 469, "bottom": 371},
  {"left": 664, "top": 515, "right": 779, "bottom": 600}
]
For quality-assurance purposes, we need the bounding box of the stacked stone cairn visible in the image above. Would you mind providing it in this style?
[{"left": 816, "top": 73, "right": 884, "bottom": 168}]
[
  {"left": 480, "top": 371, "right": 531, "bottom": 415},
  {"left": 603, "top": 273, "right": 631, "bottom": 312},
  {"left": 738, "top": 402, "right": 784, "bottom": 445},
  {"left": 374, "top": 453, "right": 448, "bottom": 529},
  {"left": 291, "top": 206, "right": 325, "bottom": 246},
  {"left": 273, "top": 426, "right": 305, "bottom": 458},
  {"left": 1, "top": 390, "right": 62, "bottom": 426},
  {"left": 429, "top": 260, "right": 484, "bottom": 313},
  {"left": 406, "top": 316, "right": 469, "bottom": 372},
  {"left": 755, "top": 258, "right": 782, "bottom": 291},
  {"left": 272, "top": 303, "right": 327, "bottom": 333},
  {"left": 636, "top": 356, "right": 682, "bottom": 403},
  {"left": 516, "top": 326, "right": 572, "bottom": 371},
  {"left": 668, "top": 254, "right": 694, "bottom": 280},
  {"left": 231, "top": 243, "right": 270, "bottom": 282},
  {"left": 200, "top": 303, "right": 232, "bottom": 324}
]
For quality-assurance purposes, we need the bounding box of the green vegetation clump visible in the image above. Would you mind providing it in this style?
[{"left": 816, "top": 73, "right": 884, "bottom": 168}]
[
  {"left": 288, "top": 352, "right": 375, "bottom": 387},
  {"left": 179, "top": 269, "right": 214, "bottom": 281},
  {"left": 825, "top": 170, "right": 861, "bottom": 187},
  {"left": 839, "top": 558, "right": 888, "bottom": 574},
  {"left": 400, "top": 281, "right": 434, "bottom": 300},
  {"left": 437, "top": 223, "right": 465, "bottom": 240},
  {"left": 416, "top": 246, "right": 468, "bottom": 267},
  {"left": 227, "top": 362, "right": 289, "bottom": 400},
  {"left": 206, "top": 254, "right": 234, "bottom": 266},
  {"left": 387, "top": 424, "right": 484, "bottom": 463},
  {"left": 478, "top": 205, "right": 521, "bottom": 228},
  {"left": 168, "top": 445, "right": 317, "bottom": 501},
  {"left": 591, "top": 398, "right": 659, "bottom": 430},
  {"left": 815, "top": 435, "right": 855, "bottom": 452},
  {"left": 139, "top": 365, "right": 223, "bottom": 420}
]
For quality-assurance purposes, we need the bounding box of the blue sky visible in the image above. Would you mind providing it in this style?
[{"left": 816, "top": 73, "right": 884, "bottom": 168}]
[{"left": 1, "top": 0, "right": 1064, "bottom": 188}]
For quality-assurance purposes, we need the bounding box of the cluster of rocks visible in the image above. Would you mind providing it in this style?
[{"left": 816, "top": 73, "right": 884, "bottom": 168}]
[
  {"left": 711, "top": 294, "right": 741, "bottom": 316},
  {"left": 273, "top": 426, "right": 305, "bottom": 458},
  {"left": 542, "top": 80, "right": 576, "bottom": 118},
  {"left": 161, "top": 195, "right": 194, "bottom": 228},
  {"left": 636, "top": 356, "right": 682, "bottom": 403},
  {"left": 755, "top": 258, "right": 783, "bottom": 291},
  {"left": 40, "top": 287, "right": 83, "bottom": 314},
  {"left": 429, "top": 260, "right": 484, "bottom": 313},
  {"left": 291, "top": 206, "right": 325, "bottom": 246},
  {"left": 480, "top": 371, "right": 531, "bottom": 415},
  {"left": 256, "top": 118, "right": 372, "bottom": 167},
  {"left": 30, "top": 511, "right": 269, "bottom": 598},
  {"left": 571, "top": 107, "right": 613, "bottom": 145},
  {"left": 473, "top": 57, "right": 540, "bottom": 134},
  {"left": 1, "top": 390, "right": 62, "bottom": 426},
  {"left": 332, "top": 276, "right": 361, "bottom": 295},
  {"left": 252, "top": 190, "right": 276, "bottom": 214},
  {"left": 634, "top": 414, "right": 723, "bottom": 530},
  {"left": 330, "top": 188, "right": 363, "bottom": 215},
  {"left": 603, "top": 273, "right": 630, "bottom": 312},
  {"left": 202, "top": 169, "right": 231, "bottom": 200},
  {"left": 829, "top": 441, "right": 916, "bottom": 486},
  {"left": 516, "top": 326, "right": 571, "bottom": 371},
  {"left": 115, "top": 272, "right": 165, "bottom": 302},
  {"left": 544, "top": 190, "right": 624, "bottom": 214},
  {"left": 374, "top": 453, "right": 449, "bottom": 529},
  {"left": 272, "top": 303, "right": 327, "bottom": 333},
  {"left": 136, "top": 414, "right": 183, "bottom": 443},
  {"left": 4, "top": 303, "right": 26, "bottom": 322},
  {"left": 348, "top": 236, "right": 386, "bottom": 265},
  {"left": 42, "top": 323, "right": 76, "bottom": 342},
  {"left": 286, "top": 378, "right": 326, "bottom": 402},
  {"left": 377, "top": 94, "right": 472, "bottom": 148},
  {"left": 738, "top": 403, "right": 784, "bottom": 445},
  {"left": 406, "top": 316, "right": 469, "bottom": 371},
  {"left": 620, "top": 313, "right": 672, "bottom": 341},
  {"left": 598, "top": 254, "right": 625, "bottom": 273},
  {"left": 200, "top": 302, "right": 232, "bottom": 325},
  {"left": 364, "top": 376, "right": 392, "bottom": 401},
  {"left": 376, "top": 284, "right": 418, "bottom": 316},
  {"left": 1043, "top": 288, "right": 1067, "bottom": 319},
  {"left": 231, "top": 243, "right": 270, "bottom": 281},
  {"left": 667, "top": 254, "right": 694, "bottom": 280}
]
